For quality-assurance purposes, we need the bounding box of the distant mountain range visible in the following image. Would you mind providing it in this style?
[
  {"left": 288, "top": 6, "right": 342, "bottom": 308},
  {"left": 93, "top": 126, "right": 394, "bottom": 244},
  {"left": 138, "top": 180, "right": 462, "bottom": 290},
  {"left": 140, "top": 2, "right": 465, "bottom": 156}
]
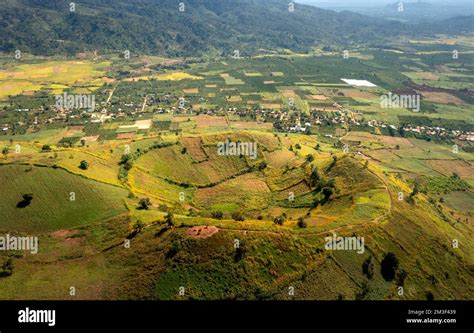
[
  {"left": 0, "top": 0, "right": 472, "bottom": 57},
  {"left": 302, "top": 1, "right": 474, "bottom": 23},
  {"left": 377, "top": 1, "right": 474, "bottom": 23}
]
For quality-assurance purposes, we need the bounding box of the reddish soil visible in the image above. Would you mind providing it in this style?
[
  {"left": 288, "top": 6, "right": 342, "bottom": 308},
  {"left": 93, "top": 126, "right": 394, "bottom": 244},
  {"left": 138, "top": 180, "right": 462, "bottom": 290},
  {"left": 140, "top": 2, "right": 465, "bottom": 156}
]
[{"left": 186, "top": 226, "right": 219, "bottom": 239}]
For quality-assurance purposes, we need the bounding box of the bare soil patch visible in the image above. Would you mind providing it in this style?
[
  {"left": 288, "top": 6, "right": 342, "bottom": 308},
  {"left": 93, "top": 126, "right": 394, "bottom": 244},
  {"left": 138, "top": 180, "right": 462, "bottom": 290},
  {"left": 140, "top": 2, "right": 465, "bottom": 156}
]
[
  {"left": 182, "top": 137, "right": 208, "bottom": 162},
  {"left": 196, "top": 115, "right": 228, "bottom": 128},
  {"left": 306, "top": 94, "right": 328, "bottom": 100},
  {"left": 338, "top": 89, "right": 377, "bottom": 99},
  {"left": 186, "top": 226, "right": 219, "bottom": 239},
  {"left": 117, "top": 132, "right": 136, "bottom": 140},
  {"left": 419, "top": 91, "right": 464, "bottom": 105},
  {"left": 281, "top": 90, "right": 296, "bottom": 97},
  {"left": 426, "top": 160, "right": 474, "bottom": 178}
]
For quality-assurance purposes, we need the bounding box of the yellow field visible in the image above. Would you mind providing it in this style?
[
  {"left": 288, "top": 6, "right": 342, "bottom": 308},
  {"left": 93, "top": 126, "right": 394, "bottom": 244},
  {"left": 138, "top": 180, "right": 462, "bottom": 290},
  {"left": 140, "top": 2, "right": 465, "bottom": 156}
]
[
  {"left": 227, "top": 95, "right": 242, "bottom": 102},
  {"left": 0, "top": 81, "right": 43, "bottom": 98},
  {"left": 244, "top": 71, "right": 262, "bottom": 77},
  {"left": 124, "top": 72, "right": 202, "bottom": 82},
  {"left": 183, "top": 88, "right": 199, "bottom": 94},
  {"left": 0, "top": 60, "right": 110, "bottom": 99}
]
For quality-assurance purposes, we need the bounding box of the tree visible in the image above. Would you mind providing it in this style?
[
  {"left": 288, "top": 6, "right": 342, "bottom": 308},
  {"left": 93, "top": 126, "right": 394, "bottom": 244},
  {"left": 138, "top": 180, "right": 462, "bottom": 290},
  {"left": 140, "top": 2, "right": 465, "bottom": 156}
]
[
  {"left": 321, "top": 186, "right": 334, "bottom": 204},
  {"left": 273, "top": 215, "right": 286, "bottom": 225},
  {"left": 362, "top": 256, "right": 374, "bottom": 279},
  {"left": 181, "top": 147, "right": 187, "bottom": 154},
  {"left": 17, "top": 193, "right": 33, "bottom": 208},
  {"left": 295, "top": 143, "right": 301, "bottom": 150},
  {"left": 257, "top": 161, "right": 267, "bottom": 170},
  {"left": 133, "top": 220, "right": 144, "bottom": 232},
  {"left": 396, "top": 269, "right": 408, "bottom": 286},
  {"left": 119, "top": 154, "right": 134, "bottom": 171},
  {"left": 305, "top": 154, "right": 314, "bottom": 163},
  {"left": 138, "top": 198, "right": 152, "bottom": 210},
  {"left": 315, "top": 143, "right": 321, "bottom": 151},
  {"left": 231, "top": 211, "right": 245, "bottom": 221},
  {"left": 309, "top": 167, "right": 321, "bottom": 188},
  {"left": 2, "top": 147, "right": 8, "bottom": 158},
  {"left": 410, "top": 179, "right": 419, "bottom": 198},
  {"left": 79, "top": 160, "right": 89, "bottom": 170},
  {"left": 211, "top": 211, "right": 224, "bottom": 220},
  {"left": 327, "top": 154, "right": 338, "bottom": 171},
  {"left": 381, "top": 252, "right": 399, "bottom": 281},
  {"left": 165, "top": 212, "right": 175, "bottom": 228},
  {"left": 355, "top": 280, "right": 370, "bottom": 300},
  {"left": 42, "top": 144, "right": 51, "bottom": 151},
  {"left": 234, "top": 240, "right": 247, "bottom": 262},
  {"left": 22, "top": 193, "right": 33, "bottom": 202},
  {"left": 297, "top": 217, "right": 307, "bottom": 228},
  {"left": 0, "top": 258, "right": 13, "bottom": 277}
]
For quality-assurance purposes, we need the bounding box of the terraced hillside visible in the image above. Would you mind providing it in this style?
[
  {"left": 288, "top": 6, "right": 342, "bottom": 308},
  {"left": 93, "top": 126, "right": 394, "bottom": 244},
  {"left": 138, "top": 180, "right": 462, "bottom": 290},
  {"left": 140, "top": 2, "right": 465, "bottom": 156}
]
[{"left": 0, "top": 128, "right": 471, "bottom": 300}]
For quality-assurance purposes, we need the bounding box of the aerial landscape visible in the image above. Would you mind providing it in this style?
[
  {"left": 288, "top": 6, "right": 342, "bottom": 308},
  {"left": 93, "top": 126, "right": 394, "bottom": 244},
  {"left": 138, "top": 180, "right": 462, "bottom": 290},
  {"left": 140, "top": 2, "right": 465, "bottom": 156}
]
[{"left": 0, "top": 0, "right": 472, "bottom": 304}]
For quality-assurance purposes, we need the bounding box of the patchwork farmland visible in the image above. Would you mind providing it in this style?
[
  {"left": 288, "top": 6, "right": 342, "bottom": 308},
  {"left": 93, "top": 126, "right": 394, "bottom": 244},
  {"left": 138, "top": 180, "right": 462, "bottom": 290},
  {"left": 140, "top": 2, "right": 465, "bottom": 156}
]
[{"left": 0, "top": 34, "right": 472, "bottom": 302}]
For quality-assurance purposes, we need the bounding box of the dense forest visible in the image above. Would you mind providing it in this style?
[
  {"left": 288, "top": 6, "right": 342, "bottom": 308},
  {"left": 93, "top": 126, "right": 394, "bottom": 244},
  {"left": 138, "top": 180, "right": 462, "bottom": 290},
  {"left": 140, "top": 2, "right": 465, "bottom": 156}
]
[{"left": 0, "top": 0, "right": 473, "bottom": 56}]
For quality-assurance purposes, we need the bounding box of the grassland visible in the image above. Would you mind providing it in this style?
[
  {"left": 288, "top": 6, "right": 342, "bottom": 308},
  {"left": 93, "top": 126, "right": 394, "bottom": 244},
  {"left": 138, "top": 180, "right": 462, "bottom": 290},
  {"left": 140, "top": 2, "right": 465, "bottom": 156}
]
[{"left": 0, "top": 164, "right": 128, "bottom": 232}]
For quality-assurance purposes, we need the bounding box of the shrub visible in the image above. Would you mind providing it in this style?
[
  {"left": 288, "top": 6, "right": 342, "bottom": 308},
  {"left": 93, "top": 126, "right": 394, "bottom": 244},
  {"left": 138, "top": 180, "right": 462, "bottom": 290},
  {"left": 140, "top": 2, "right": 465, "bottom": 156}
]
[
  {"left": 138, "top": 198, "right": 152, "bottom": 210},
  {"left": 297, "top": 217, "right": 307, "bottom": 228},
  {"left": 211, "top": 211, "right": 224, "bottom": 220},
  {"left": 79, "top": 160, "right": 89, "bottom": 170},
  {"left": 273, "top": 215, "right": 286, "bottom": 225},
  {"left": 257, "top": 161, "right": 267, "bottom": 170},
  {"left": 0, "top": 258, "right": 13, "bottom": 277},
  {"left": 396, "top": 269, "right": 408, "bottom": 286},
  {"left": 362, "top": 256, "right": 374, "bottom": 279},
  {"left": 133, "top": 220, "right": 144, "bottom": 232},
  {"left": 165, "top": 212, "right": 175, "bottom": 227},
  {"left": 231, "top": 212, "right": 245, "bottom": 221}
]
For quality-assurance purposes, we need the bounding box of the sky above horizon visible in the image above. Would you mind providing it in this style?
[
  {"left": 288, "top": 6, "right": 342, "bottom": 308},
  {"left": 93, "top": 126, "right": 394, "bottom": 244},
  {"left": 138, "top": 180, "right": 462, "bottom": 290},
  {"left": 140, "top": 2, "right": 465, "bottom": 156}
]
[{"left": 298, "top": 0, "right": 473, "bottom": 4}]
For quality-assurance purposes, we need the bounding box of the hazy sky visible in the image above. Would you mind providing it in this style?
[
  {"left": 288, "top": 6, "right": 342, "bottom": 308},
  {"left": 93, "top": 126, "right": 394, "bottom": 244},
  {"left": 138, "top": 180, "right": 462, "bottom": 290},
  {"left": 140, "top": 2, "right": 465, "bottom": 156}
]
[{"left": 298, "top": 0, "right": 473, "bottom": 4}]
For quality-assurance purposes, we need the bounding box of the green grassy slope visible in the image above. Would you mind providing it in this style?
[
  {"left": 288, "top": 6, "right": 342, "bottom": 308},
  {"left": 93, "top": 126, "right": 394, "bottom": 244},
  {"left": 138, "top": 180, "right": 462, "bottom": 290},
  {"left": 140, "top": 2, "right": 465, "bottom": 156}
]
[{"left": 0, "top": 164, "right": 128, "bottom": 232}]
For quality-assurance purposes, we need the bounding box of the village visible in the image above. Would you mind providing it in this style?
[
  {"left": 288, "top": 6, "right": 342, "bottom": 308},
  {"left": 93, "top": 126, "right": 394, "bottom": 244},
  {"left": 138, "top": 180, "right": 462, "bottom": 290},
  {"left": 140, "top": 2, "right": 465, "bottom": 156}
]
[{"left": 2, "top": 92, "right": 472, "bottom": 145}]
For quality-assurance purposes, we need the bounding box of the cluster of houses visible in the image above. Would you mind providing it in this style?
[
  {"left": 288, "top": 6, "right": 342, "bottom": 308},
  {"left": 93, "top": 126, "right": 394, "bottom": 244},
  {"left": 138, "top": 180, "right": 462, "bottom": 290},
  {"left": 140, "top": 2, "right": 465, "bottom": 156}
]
[{"left": 2, "top": 93, "right": 473, "bottom": 145}]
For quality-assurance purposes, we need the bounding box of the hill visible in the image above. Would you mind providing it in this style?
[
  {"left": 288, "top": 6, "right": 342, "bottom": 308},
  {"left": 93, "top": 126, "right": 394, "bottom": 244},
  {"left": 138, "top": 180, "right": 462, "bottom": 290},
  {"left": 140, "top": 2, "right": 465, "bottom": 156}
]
[{"left": 0, "top": 0, "right": 422, "bottom": 56}]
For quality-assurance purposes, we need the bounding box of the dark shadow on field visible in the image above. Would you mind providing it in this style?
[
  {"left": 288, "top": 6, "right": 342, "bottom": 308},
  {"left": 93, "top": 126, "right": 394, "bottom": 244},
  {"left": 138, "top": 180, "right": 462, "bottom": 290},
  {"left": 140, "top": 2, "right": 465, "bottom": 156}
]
[{"left": 16, "top": 194, "right": 33, "bottom": 208}]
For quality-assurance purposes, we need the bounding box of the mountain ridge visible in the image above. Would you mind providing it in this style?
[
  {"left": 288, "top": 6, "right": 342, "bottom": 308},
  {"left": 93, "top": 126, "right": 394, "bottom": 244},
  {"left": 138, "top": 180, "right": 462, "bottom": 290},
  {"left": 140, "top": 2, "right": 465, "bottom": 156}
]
[{"left": 0, "top": 0, "right": 472, "bottom": 57}]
